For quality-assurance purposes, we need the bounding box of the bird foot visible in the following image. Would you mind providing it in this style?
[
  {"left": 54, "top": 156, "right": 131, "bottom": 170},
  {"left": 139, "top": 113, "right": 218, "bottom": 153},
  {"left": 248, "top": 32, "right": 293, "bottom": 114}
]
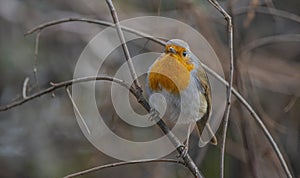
[
  {"left": 148, "top": 108, "right": 160, "bottom": 122},
  {"left": 176, "top": 145, "right": 188, "bottom": 158}
]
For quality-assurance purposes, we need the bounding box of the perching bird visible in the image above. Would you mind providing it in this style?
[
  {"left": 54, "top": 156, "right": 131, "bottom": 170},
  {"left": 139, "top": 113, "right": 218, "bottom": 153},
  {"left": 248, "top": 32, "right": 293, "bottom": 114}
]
[{"left": 146, "top": 39, "right": 217, "bottom": 150}]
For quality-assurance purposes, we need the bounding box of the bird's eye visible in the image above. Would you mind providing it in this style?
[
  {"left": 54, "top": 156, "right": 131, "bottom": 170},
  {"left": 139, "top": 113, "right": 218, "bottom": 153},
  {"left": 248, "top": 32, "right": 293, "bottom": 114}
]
[{"left": 182, "top": 50, "right": 188, "bottom": 57}]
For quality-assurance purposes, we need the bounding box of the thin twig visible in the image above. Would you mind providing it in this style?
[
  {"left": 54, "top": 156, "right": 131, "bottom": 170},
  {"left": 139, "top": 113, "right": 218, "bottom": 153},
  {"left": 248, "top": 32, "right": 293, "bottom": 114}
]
[
  {"left": 33, "top": 31, "right": 40, "bottom": 87},
  {"left": 22, "top": 77, "right": 30, "bottom": 99},
  {"left": 284, "top": 95, "right": 298, "bottom": 113},
  {"left": 243, "top": 0, "right": 259, "bottom": 27},
  {"left": 263, "top": 0, "right": 281, "bottom": 27},
  {"left": 236, "top": 72, "right": 259, "bottom": 178},
  {"left": 64, "top": 159, "right": 185, "bottom": 178},
  {"left": 206, "top": 1, "right": 234, "bottom": 178},
  {"left": 241, "top": 34, "right": 300, "bottom": 57},
  {"left": 0, "top": 76, "right": 133, "bottom": 112},
  {"left": 106, "top": 0, "right": 142, "bottom": 93},
  {"left": 66, "top": 87, "right": 91, "bottom": 134}
]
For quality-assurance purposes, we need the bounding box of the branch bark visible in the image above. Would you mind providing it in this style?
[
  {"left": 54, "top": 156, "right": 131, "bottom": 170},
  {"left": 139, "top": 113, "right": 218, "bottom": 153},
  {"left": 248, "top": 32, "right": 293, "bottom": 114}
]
[
  {"left": 105, "top": 0, "right": 204, "bottom": 177},
  {"left": 0, "top": 76, "right": 133, "bottom": 112},
  {"left": 206, "top": 1, "right": 234, "bottom": 178}
]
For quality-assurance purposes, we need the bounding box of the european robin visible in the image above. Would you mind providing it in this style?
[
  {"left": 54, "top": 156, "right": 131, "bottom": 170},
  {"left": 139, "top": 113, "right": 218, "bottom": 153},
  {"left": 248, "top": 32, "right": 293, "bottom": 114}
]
[{"left": 146, "top": 39, "right": 217, "bottom": 148}]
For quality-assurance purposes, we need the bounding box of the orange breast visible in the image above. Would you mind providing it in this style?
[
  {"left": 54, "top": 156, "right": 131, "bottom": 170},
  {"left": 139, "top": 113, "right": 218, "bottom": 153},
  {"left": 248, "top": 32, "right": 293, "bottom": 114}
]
[{"left": 148, "top": 54, "right": 194, "bottom": 94}]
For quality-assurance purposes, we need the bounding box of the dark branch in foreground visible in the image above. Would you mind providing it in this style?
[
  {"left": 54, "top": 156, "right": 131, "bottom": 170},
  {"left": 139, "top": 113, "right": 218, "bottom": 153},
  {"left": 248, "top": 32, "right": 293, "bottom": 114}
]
[{"left": 105, "top": 0, "right": 203, "bottom": 177}]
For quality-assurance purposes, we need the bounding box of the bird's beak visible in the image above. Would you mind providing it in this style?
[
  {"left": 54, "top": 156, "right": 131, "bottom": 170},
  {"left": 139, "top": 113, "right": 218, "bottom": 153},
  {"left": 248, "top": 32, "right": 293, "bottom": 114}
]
[{"left": 169, "top": 47, "right": 177, "bottom": 54}]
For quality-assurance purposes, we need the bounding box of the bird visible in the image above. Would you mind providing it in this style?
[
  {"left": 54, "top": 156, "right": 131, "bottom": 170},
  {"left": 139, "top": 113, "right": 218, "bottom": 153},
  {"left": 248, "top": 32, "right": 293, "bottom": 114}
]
[{"left": 146, "top": 39, "right": 217, "bottom": 150}]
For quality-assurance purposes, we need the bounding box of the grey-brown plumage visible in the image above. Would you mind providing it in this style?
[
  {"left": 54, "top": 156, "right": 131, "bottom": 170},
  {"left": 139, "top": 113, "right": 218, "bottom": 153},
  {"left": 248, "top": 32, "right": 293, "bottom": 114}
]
[
  {"left": 147, "top": 39, "right": 217, "bottom": 147},
  {"left": 195, "top": 62, "right": 217, "bottom": 145}
]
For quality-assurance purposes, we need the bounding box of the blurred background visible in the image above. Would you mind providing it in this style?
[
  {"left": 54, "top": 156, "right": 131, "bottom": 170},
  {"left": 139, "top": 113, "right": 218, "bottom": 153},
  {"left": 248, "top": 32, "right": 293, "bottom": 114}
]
[{"left": 0, "top": 0, "right": 299, "bottom": 177}]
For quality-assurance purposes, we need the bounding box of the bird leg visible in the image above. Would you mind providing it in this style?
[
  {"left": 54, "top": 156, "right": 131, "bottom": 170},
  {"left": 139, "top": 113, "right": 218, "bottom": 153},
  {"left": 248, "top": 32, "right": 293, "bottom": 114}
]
[{"left": 177, "top": 121, "right": 194, "bottom": 158}]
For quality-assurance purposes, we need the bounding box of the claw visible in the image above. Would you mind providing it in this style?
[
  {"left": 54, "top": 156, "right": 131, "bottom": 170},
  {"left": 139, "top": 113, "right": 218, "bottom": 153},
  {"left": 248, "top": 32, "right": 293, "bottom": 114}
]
[
  {"left": 148, "top": 108, "right": 159, "bottom": 122},
  {"left": 176, "top": 145, "right": 188, "bottom": 158}
]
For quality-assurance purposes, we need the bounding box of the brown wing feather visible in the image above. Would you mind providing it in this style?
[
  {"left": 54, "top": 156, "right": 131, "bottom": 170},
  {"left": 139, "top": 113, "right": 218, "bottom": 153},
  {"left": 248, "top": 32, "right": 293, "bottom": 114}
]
[{"left": 196, "top": 64, "right": 217, "bottom": 145}]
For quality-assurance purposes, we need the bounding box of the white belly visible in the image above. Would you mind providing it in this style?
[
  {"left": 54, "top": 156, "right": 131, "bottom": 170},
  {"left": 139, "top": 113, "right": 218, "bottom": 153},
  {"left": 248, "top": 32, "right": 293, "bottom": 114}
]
[{"left": 146, "top": 75, "right": 202, "bottom": 124}]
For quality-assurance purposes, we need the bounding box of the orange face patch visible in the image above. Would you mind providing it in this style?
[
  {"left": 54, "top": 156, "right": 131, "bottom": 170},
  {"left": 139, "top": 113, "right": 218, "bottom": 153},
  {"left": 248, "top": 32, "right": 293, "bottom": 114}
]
[{"left": 148, "top": 45, "right": 194, "bottom": 94}]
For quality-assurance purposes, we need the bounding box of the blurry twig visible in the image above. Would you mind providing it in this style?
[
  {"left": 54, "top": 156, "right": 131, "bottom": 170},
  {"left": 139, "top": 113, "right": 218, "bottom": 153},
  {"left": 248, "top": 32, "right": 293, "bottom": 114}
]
[
  {"left": 241, "top": 34, "right": 300, "bottom": 57},
  {"left": 156, "top": 0, "right": 162, "bottom": 16},
  {"left": 201, "top": 63, "right": 293, "bottom": 178},
  {"left": 64, "top": 159, "right": 185, "bottom": 178},
  {"left": 66, "top": 87, "right": 91, "bottom": 134},
  {"left": 237, "top": 71, "right": 259, "bottom": 178},
  {"left": 235, "top": 6, "right": 300, "bottom": 24},
  {"left": 33, "top": 31, "right": 40, "bottom": 88},
  {"left": 243, "top": 0, "right": 259, "bottom": 27},
  {"left": 284, "top": 96, "right": 298, "bottom": 113},
  {"left": 22, "top": 77, "right": 30, "bottom": 99},
  {"left": 263, "top": 0, "right": 281, "bottom": 27},
  {"left": 206, "top": 1, "right": 234, "bottom": 178},
  {"left": 105, "top": 0, "right": 203, "bottom": 177}
]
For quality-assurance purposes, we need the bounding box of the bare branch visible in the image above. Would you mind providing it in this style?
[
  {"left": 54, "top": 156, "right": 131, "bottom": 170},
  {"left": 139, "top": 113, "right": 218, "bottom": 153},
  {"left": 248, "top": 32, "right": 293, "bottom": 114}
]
[
  {"left": 25, "top": 18, "right": 165, "bottom": 46},
  {"left": 33, "top": 31, "right": 40, "bottom": 87},
  {"left": 66, "top": 87, "right": 91, "bottom": 134},
  {"left": 64, "top": 159, "right": 185, "bottom": 178},
  {"left": 0, "top": 76, "right": 132, "bottom": 112},
  {"left": 106, "top": 0, "right": 141, "bottom": 92},
  {"left": 206, "top": 1, "right": 234, "bottom": 178}
]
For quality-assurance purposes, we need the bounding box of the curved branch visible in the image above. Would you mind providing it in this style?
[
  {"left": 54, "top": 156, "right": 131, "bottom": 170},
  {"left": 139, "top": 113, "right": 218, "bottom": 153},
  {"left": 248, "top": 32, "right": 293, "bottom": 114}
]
[
  {"left": 0, "top": 76, "right": 133, "bottom": 112},
  {"left": 234, "top": 6, "right": 300, "bottom": 24},
  {"left": 241, "top": 34, "right": 300, "bottom": 57},
  {"left": 25, "top": 18, "right": 165, "bottom": 46},
  {"left": 64, "top": 159, "right": 185, "bottom": 178}
]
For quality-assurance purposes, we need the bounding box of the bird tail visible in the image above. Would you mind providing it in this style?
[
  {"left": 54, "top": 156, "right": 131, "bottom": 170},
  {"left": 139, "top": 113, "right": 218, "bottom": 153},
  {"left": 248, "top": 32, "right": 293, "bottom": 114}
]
[{"left": 196, "top": 115, "right": 217, "bottom": 146}]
